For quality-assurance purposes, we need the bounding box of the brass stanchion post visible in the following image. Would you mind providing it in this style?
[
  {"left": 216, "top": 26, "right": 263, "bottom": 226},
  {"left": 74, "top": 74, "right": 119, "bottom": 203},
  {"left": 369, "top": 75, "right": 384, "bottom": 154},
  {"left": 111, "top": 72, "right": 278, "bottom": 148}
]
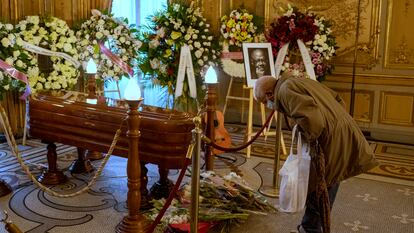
[
  {"left": 259, "top": 111, "right": 282, "bottom": 197},
  {"left": 86, "top": 58, "right": 97, "bottom": 100},
  {"left": 116, "top": 79, "right": 151, "bottom": 233},
  {"left": 190, "top": 117, "right": 202, "bottom": 233}
]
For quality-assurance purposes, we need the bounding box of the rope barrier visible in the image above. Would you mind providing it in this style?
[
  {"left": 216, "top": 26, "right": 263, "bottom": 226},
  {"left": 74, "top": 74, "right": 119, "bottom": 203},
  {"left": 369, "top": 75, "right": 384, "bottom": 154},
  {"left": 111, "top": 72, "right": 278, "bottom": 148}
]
[
  {"left": 0, "top": 103, "right": 124, "bottom": 198},
  {"left": 147, "top": 144, "right": 194, "bottom": 233},
  {"left": 202, "top": 110, "right": 275, "bottom": 153},
  {"left": 147, "top": 111, "right": 275, "bottom": 231}
]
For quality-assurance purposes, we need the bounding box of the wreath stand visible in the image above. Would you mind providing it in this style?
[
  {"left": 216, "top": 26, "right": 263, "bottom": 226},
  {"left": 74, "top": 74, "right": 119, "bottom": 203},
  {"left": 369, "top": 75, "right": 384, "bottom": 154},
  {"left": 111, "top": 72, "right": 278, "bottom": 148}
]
[{"left": 221, "top": 52, "right": 287, "bottom": 158}]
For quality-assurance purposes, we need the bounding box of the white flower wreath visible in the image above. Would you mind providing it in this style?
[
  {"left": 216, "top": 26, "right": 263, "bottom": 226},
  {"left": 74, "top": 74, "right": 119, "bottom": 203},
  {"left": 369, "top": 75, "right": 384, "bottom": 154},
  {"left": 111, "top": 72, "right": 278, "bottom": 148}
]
[
  {"left": 76, "top": 10, "right": 142, "bottom": 81},
  {"left": 0, "top": 22, "right": 37, "bottom": 97},
  {"left": 16, "top": 16, "right": 80, "bottom": 92},
  {"left": 221, "top": 59, "right": 245, "bottom": 78}
]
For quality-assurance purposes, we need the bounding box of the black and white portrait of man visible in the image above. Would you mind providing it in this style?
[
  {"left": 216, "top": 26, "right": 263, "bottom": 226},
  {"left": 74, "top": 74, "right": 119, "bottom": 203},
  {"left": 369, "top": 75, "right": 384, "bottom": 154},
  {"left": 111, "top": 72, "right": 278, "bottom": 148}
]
[
  {"left": 248, "top": 48, "right": 271, "bottom": 80},
  {"left": 243, "top": 43, "right": 275, "bottom": 87}
]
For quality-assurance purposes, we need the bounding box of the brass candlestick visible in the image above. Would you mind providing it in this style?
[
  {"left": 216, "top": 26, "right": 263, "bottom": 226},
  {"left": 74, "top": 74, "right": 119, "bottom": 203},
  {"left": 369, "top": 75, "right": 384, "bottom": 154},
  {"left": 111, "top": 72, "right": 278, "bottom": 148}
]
[
  {"left": 116, "top": 98, "right": 151, "bottom": 233},
  {"left": 205, "top": 83, "right": 217, "bottom": 171},
  {"left": 87, "top": 73, "right": 97, "bottom": 99}
]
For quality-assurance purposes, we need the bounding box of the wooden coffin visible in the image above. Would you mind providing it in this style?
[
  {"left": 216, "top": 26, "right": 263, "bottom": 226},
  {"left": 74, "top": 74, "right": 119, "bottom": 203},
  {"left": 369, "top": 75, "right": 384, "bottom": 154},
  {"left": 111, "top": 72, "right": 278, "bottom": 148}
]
[{"left": 28, "top": 92, "right": 194, "bottom": 169}]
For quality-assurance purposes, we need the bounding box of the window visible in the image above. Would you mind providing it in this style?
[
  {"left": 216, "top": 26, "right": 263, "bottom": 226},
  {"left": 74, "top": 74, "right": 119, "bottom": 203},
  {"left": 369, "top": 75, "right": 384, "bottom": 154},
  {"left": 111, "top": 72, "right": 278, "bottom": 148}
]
[{"left": 107, "top": 0, "right": 167, "bottom": 106}]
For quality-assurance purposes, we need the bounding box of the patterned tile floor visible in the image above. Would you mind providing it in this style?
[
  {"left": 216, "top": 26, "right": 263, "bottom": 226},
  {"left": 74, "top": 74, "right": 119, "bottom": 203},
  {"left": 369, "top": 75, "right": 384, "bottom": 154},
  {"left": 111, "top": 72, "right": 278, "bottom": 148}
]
[{"left": 0, "top": 133, "right": 413, "bottom": 232}]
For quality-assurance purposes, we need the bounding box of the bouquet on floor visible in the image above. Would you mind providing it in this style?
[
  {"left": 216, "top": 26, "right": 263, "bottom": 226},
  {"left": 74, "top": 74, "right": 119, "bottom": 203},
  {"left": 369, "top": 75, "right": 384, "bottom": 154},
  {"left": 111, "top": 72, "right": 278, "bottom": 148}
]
[
  {"left": 138, "top": 1, "right": 221, "bottom": 112},
  {"left": 146, "top": 172, "right": 277, "bottom": 233},
  {"left": 266, "top": 4, "right": 337, "bottom": 81}
]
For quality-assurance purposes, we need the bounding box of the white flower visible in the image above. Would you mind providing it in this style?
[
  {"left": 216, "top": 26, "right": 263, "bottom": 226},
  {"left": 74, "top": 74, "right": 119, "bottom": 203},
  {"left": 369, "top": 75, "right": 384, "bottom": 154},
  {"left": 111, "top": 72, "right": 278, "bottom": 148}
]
[
  {"left": 119, "top": 36, "right": 126, "bottom": 43},
  {"left": 194, "top": 41, "right": 201, "bottom": 48},
  {"left": 3, "top": 85, "right": 9, "bottom": 90},
  {"left": 16, "top": 37, "right": 23, "bottom": 46},
  {"left": 16, "top": 60, "right": 23, "bottom": 67},
  {"left": 184, "top": 34, "right": 191, "bottom": 41},
  {"left": 1, "top": 38, "right": 11, "bottom": 47},
  {"left": 156, "top": 27, "right": 165, "bottom": 38},
  {"left": 13, "top": 51, "right": 20, "bottom": 58},
  {"left": 198, "top": 59, "right": 204, "bottom": 66},
  {"left": 35, "top": 83, "right": 43, "bottom": 90},
  {"left": 5, "top": 58, "right": 13, "bottom": 65},
  {"left": 96, "top": 31, "right": 103, "bottom": 39},
  {"left": 292, "top": 69, "right": 301, "bottom": 77},
  {"left": 173, "top": 4, "right": 180, "bottom": 12},
  {"left": 63, "top": 43, "right": 72, "bottom": 52},
  {"left": 195, "top": 50, "right": 202, "bottom": 58},
  {"left": 150, "top": 58, "right": 160, "bottom": 69},
  {"left": 159, "top": 64, "right": 167, "bottom": 74},
  {"left": 5, "top": 24, "right": 13, "bottom": 31},
  {"left": 149, "top": 39, "right": 160, "bottom": 48},
  {"left": 91, "top": 9, "right": 102, "bottom": 16}
]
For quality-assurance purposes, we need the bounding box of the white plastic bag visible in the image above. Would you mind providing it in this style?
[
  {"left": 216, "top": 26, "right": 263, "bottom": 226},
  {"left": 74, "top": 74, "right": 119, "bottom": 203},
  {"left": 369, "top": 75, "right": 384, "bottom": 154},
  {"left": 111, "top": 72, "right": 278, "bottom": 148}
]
[{"left": 279, "top": 125, "right": 311, "bottom": 213}]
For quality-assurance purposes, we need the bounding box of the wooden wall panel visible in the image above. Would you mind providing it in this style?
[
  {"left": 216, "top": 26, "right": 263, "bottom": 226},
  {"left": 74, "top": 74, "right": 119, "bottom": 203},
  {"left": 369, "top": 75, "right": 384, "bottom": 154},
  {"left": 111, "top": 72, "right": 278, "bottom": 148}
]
[
  {"left": 0, "top": 0, "right": 112, "bottom": 25},
  {"left": 48, "top": 0, "right": 75, "bottom": 25},
  {"left": 384, "top": 0, "right": 414, "bottom": 69},
  {"left": 201, "top": 0, "right": 266, "bottom": 34},
  {"left": 16, "top": 0, "right": 45, "bottom": 18},
  {"left": 200, "top": 0, "right": 223, "bottom": 35},
  {"left": 335, "top": 89, "right": 374, "bottom": 123},
  {"left": 379, "top": 92, "right": 414, "bottom": 126},
  {"left": 0, "top": 0, "right": 11, "bottom": 21}
]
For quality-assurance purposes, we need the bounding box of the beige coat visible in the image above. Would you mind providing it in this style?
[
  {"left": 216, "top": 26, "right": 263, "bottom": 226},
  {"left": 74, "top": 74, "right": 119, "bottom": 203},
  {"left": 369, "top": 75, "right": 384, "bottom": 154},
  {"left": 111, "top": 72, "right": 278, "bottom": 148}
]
[{"left": 274, "top": 76, "right": 378, "bottom": 191}]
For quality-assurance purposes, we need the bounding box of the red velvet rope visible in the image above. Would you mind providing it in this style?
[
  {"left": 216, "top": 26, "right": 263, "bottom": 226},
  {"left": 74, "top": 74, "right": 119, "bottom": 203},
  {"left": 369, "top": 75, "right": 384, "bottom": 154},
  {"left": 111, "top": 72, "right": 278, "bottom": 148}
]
[
  {"left": 147, "top": 110, "right": 276, "bottom": 232},
  {"left": 147, "top": 158, "right": 191, "bottom": 233},
  {"left": 206, "top": 110, "right": 275, "bottom": 153}
]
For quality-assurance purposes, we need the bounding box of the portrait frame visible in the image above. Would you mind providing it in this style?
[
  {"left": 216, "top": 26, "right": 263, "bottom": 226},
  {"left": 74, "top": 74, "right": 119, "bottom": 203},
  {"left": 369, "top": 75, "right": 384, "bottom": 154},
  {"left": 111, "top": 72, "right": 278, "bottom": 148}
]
[{"left": 242, "top": 43, "right": 275, "bottom": 87}]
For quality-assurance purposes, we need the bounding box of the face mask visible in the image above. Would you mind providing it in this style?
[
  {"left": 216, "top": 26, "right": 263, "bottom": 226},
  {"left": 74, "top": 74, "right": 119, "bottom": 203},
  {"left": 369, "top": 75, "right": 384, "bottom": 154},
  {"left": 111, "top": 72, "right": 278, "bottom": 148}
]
[{"left": 267, "top": 100, "right": 274, "bottom": 109}]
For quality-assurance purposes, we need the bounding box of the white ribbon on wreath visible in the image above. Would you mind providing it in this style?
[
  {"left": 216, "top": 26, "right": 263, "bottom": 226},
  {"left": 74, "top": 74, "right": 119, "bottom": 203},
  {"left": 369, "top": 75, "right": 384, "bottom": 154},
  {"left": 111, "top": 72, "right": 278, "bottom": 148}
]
[
  {"left": 275, "top": 39, "right": 317, "bottom": 81},
  {"left": 22, "top": 42, "right": 81, "bottom": 68}
]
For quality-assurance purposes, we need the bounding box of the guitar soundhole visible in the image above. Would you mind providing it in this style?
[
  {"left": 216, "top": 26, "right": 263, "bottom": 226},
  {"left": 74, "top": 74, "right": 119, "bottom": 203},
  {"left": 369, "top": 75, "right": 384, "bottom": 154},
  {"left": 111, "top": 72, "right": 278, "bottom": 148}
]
[{"left": 214, "top": 120, "right": 219, "bottom": 127}]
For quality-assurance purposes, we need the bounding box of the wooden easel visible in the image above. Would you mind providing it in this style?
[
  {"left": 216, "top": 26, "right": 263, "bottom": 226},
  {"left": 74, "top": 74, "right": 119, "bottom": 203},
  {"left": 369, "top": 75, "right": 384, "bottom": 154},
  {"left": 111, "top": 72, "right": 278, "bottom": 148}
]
[{"left": 222, "top": 79, "right": 286, "bottom": 158}]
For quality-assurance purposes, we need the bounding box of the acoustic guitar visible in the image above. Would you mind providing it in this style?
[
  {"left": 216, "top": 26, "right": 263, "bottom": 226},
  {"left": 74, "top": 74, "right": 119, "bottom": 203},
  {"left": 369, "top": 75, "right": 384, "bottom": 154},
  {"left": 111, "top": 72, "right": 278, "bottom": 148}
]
[{"left": 207, "top": 110, "right": 232, "bottom": 155}]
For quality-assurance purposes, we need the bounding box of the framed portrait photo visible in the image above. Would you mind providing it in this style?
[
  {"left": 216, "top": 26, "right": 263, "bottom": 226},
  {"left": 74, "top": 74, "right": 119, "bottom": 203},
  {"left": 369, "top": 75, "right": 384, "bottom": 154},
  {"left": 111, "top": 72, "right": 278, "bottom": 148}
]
[{"left": 242, "top": 43, "right": 275, "bottom": 87}]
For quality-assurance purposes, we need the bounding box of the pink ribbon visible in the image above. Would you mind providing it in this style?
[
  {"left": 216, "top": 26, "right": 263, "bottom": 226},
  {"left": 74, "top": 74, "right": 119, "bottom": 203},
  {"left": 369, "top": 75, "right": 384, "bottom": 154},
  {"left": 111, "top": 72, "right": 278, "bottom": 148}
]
[
  {"left": 0, "top": 59, "right": 31, "bottom": 100},
  {"left": 98, "top": 42, "right": 134, "bottom": 77}
]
